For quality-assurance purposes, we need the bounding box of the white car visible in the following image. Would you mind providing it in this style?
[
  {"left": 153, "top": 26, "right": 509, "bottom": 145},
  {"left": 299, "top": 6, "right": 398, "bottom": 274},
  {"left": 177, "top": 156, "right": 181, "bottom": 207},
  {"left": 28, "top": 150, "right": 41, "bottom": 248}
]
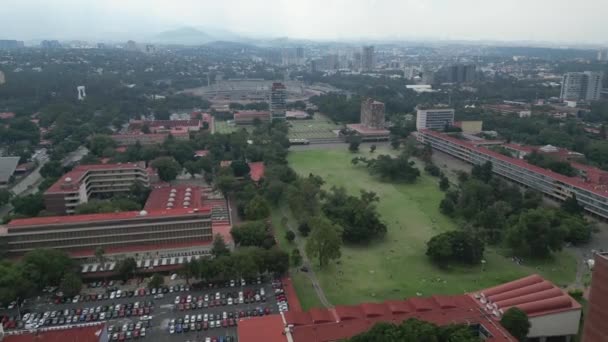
[
  {"left": 230, "top": 279, "right": 235, "bottom": 287},
  {"left": 169, "top": 325, "right": 175, "bottom": 334},
  {"left": 204, "top": 294, "right": 209, "bottom": 302},
  {"left": 110, "top": 292, "right": 116, "bottom": 299},
  {"left": 203, "top": 313, "right": 208, "bottom": 322},
  {"left": 140, "top": 328, "right": 146, "bottom": 337},
  {"left": 215, "top": 292, "right": 220, "bottom": 300},
  {"left": 227, "top": 297, "right": 233, "bottom": 305},
  {"left": 186, "top": 295, "right": 192, "bottom": 303},
  {"left": 222, "top": 311, "right": 227, "bottom": 320},
  {"left": 174, "top": 296, "right": 180, "bottom": 305},
  {"left": 241, "top": 278, "right": 246, "bottom": 286},
  {"left": 184, "top": 315, "right": 190, "bottom": 324},
  {"left": 260, "top": 288, "right": 265, "bottom": 296},
  {"left": 206, "top": 338, "right": 211, "bottom": 342}
]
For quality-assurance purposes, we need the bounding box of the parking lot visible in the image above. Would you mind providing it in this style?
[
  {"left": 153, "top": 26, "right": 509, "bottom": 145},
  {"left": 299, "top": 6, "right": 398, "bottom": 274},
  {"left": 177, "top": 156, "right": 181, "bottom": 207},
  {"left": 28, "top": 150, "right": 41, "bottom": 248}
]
[{"left": 0, "top": 276, "right": 289, "bottom": 342}]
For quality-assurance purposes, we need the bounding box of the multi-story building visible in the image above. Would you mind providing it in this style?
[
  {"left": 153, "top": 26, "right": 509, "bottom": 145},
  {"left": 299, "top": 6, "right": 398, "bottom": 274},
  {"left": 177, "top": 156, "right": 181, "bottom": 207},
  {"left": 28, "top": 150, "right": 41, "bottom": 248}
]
[
  {"left": 361, "top": 46, "right": 375, "bottom": 72},
  {"left": 111, "top": 132, "right": 189, "bottom": 146},
  {"left": 233, "top": 110, "right": 271, "bottom": 125},
  {"left": 0, "top": 70, "right": 5, "bottom": 85},
  {"left": 416, "top": 105, "right": 455, "bottom": 130},
  {"left": 583, "top": 252, "right": 608, "bottom": 341},
  {"left": 447, "top": 64, "right": 476, "bottom": 83},
  {"left": 417, "top": 129, "right": 608, "bottom": 219},
  {"left": 270, "top": 83, "right": 287, "bottom": 121},
  {"left": 360, "top": 98, "right": 385, "bottom": 129},
  {"left": 560, "top": 71, "right": 603, "bottom": 102},
  {"left": 0, "top": 40, "right": 24, "bottom": 49},
  {"left": 40, "top": 40, "right": 62, "bottom": 49},
  {"left": 598, "top": 49, "right": 608, "bottom": 62},
  {"left": 43, "top": 163, "right": 150, "bottom": 215}
]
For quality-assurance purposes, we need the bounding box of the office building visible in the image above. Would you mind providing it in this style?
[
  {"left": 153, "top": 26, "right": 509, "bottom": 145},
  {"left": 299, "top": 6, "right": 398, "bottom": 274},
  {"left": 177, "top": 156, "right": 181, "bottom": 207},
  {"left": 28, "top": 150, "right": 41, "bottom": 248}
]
[
  {"left": 2, "top": 185, "right": 233, "bottom": 260},
  {"left": 270, "top": 82, "right": 287, "bottom": 121},
  {"left": 598, "top": 49, "right": 608, "bottom": 62},
  {"left": 583, "top": 252, "right": 608, "bottom": 341},
  {"left": 416, "top": 129, "right": 608, "bottom": 219},
  {"left": 560, "top": 71, "right": 603, "bottom": 102},
  {"left": 0, "top": 70, "right": 5, "bottom": 85},
  {"left": 126, "top": 40, "right": 138, "bottom": 51},
  {"left": 0, "top": 40, "right": 24, "bottom": 49},
  {"left": 447, "top": 64, "right": 476, "bottom": 83},
  {"left": 238, "top": 274, "right": 580, "bottom": 342},
  {"left": 361, "top": 46, "right": 375, "bottom": 72},
  {"left": 43, "top": 163, "right": 150, "bottom": 215},
  {"left": 416, "top": 105, "right": 455, "bottom": 130}
]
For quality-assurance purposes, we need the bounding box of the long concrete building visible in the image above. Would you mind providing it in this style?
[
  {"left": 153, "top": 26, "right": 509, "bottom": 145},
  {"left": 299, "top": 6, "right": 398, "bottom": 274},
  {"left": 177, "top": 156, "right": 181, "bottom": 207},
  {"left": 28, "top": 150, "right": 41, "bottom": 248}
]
[
  {"left": 43, "top": 163, "right": 150, "bottom": 215},
  {"left": 417, "top": 129, "right": 608, "bottom": 219}
]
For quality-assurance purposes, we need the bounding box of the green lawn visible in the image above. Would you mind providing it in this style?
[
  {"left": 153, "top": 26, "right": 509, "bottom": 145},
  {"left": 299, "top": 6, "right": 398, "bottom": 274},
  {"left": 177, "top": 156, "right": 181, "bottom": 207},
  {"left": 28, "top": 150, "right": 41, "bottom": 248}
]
[
  {"left": 283, "top": 147, "right": 577, "bottom": 308},
  {"left": 288, "top": 113, "right": 340, "bottom": 140}
]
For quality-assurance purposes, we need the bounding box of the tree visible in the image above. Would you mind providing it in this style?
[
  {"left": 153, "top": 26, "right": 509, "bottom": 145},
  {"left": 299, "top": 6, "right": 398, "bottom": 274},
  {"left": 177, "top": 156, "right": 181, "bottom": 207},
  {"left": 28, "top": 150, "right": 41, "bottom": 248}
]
[
  {"left": 59, "top": 272, "right": 82, "bottom": 297},
  {"left": 506, "top": 209, "right": 566, "bottom": 258},
  {"left": 390, "top": 135, "right": 401, "bottom": 149},
  {"left": 88, "top": 135, "right": 116, "bottom": 157},
  {"left": 40, "top": 160, "right": 66, "bottom": 179},
  {"left": 472, "top": 161, "right": 493, "bottom": 183},
  {"left": 348, "top": 135, "right": 362, "bottom": 152},
  {"left": 244, "top": 195, "right": 271, "bottom": 220},
  {"left": 562, "top": 215, "right": 592, "bottom": 245},
  {"left": 348, "top": 318, "right": 479, "bottom": 342},
  {"left": 439, "top": 176, "right": 450, "bottom": 191},
  {"left": 562, "top": 193, "right": 583, "bottom": 215},
  {"left": 370, "top": 144, "right": 377, "bottom": 153},
  {"left": 117, "top": 258, "right": 137, "bottom": 281},
  {"left": 298, "top": 221, "right": 311, "bottom": 236},
  {"left": 11, "top": 194, "right": 45, "bottom": 217},
  {"left": 141, "top": 124, "right": 151, "bottom": 134},
  {"left": 305, "top": 216, "right": 342, "bottom": 268},
  {"left": 216, "top": 173, "right": 238, "bottom": 194},
  {"left": 439, "top": 198, "right": 456, "bottom": 216},
  {"left": 363, "top": 154, "right": 420, "bottom": 183},
  {"left": 291, "top": 249, "right": 302, "bottom": 267},
  {"left": 94, "top": 247, "right": 106, "bottom": 270},
  {"left": 151, "top": 157, "right": 181, "bottom": 182},
  {"left": 21, "top": 249, "right": 76, "bottom": 288},
  {"left": 231, "top": 221, "right": 269, "bottom": 247},
  {"left": 231, "top": 160, "right": 251, "bottom": 178},
  {"left": 184, "top": 160, "right": 202, "bottom": 178},
  {"left": 0, "top": 189, "right": 11, "bottom": 206},
  {"left": 426, "top": 231, "right": 485, "bottom": 266},
  {"left": 285, "top": 230, "right": 296, "bottom": 243},
  {"left": 211, "top": 234, "right": 230, "bottom": 257},
  {"left": 0, "top": 263, "right": 33, "bottom": 306},
  {"left": 263, "top": 248, "right": 290, "bottom": 275},
  {"left": 500, "top": 307, "right": 531, "bottom": 341},
  {"left": 180, "top": 260, "right": 199, "bottom": 284},
  {"left": 148, "top": 273, "right": 164, "bottom": 289}
]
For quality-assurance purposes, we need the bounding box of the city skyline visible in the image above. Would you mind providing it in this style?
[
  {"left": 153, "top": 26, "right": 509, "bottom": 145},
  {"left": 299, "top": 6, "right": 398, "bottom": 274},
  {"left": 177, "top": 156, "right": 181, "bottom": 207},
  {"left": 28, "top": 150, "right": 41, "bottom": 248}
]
[{"left": 2, "top": 0, "right": 608, "bottom": 45}]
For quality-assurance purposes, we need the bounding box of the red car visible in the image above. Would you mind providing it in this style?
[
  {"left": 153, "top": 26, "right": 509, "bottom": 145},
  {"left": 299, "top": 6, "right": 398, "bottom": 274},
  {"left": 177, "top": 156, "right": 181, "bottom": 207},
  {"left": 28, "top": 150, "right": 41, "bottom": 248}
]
[
  {"left": 228, "top": 318, "right": 235, "bottom": 327},
  {"left": 203, "top": 322, "right": 208, "bottom": 330},
  {"left": 222, "top": 319, "right": 228, "bottom": 328}
]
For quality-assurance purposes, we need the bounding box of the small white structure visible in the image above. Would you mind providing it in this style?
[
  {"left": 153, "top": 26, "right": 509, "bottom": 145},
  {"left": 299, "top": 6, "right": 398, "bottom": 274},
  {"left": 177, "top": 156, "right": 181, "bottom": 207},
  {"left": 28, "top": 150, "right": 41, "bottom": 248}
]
[{"left": 77, "top": 86, "right": 86, "bottom": 100}]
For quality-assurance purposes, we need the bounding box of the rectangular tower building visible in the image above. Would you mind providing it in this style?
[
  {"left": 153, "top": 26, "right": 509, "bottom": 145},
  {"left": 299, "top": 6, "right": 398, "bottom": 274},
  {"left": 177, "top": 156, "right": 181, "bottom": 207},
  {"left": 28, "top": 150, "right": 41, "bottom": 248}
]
[
  {"left": 416, "top": 105, "right": 455, "bottom": 130},
  {"left": 560, "top": 71, "right": 603, "bottom": 102},
  {"left": 361, "top": 98, "right": 385, "bottom": 129},
  {"left": 270, "top": 82, "right": 287, "bottom": 121}
]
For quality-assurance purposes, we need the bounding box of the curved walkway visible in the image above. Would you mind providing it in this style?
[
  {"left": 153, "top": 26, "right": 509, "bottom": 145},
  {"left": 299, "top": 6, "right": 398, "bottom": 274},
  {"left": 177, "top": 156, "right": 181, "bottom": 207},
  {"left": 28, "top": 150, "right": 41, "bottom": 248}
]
[{"left": 281, "top": 207, "right": 333, "bottom": 308}]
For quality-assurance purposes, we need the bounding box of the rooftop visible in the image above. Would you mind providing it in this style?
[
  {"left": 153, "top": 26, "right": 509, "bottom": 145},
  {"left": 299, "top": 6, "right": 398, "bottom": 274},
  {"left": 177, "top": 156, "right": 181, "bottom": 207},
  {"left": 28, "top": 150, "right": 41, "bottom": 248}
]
[
  {"left": 45, "top": 162, "right": 146, "bottom": 194},
  {"left": 472, "top": 274, "right": 581, "bottom": 319},
  {"left": 238, "top": 294, "right": 514, "bottom": 342},
  {"left": 3, "top": 323, "right": 105, "bottom": 342},
  {"left": 5, "top": 207, "right": 211, "bottom": 229},
  {"left": 0, "top": 156, "right": 20, "bottom": 183},
  {"left": 248, "top": 162, "right": 265, "bottom": 182},
  {"left": 346, "top": 123, "right": 390, "bottom": 135},
  {"left": 144, "top": 185, "right": 204, "bottom": 211}
]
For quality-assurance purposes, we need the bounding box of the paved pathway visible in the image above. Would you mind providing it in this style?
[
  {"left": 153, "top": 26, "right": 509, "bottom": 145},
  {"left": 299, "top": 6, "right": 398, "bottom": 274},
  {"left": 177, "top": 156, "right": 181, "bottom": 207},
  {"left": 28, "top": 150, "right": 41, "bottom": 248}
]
[{"left": 280, "top": 207, "right": 333, "bottom": 308}]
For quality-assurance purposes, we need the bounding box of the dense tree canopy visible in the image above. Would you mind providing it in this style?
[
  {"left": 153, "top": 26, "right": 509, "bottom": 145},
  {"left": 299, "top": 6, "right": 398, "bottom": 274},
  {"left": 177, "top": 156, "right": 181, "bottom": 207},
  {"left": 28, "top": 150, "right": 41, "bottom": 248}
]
[
  {"left": 305, "top": 216, "right": 342, "bottom": 268},
  {"left": 348, "top": 319, "right": 480, "bottom": 342},
  {"left": 500, "top": 308, "right": 531, "bottom": 341},
  {"left": 426, "top": 230, "right": 485, "bottom": 266}
]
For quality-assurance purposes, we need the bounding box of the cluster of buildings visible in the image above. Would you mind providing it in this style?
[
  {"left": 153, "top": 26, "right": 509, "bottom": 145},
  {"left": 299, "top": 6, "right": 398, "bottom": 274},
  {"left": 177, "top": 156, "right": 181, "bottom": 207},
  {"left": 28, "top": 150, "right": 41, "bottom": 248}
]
[
  {"left": 110, "top": 115, "right": 212, "bottom": 146},
  {"left": 238, "top": 273, "right": 582, "bottom": 342}
]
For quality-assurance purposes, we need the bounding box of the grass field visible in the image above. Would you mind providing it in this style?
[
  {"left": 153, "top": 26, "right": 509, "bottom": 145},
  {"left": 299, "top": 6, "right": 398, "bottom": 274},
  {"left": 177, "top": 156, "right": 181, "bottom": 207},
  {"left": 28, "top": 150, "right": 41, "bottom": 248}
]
[
  {"left": 281, "top": 147, "right": 577, "bottom": 309},
  {"left": 214, "top": 120, "right": 241, "bottom": 134},
  {"left": 288, "top": 113, "right": 340, "bottom": 140}
]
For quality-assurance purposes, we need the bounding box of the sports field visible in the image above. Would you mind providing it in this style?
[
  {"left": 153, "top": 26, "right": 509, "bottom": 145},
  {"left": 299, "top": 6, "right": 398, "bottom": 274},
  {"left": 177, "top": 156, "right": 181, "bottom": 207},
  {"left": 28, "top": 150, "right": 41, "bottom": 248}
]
[
  {"left": 280, "top": 147, "right": 577, "bottom": 309},
  {"left": 288, "top": 113, "right": 340, "bottom": 140}
]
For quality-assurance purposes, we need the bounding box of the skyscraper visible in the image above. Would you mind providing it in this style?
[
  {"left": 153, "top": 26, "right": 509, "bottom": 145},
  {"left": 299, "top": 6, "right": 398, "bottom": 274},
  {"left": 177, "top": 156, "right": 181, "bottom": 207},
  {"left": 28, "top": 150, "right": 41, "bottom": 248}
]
[
  {"left": 598, "top": 49, "right": 608, "bottom": 62},
  {"left": 361, "top": 46, "right": 375, "bottom": 72},
  {"left": 270, "top": 82, "right": 287, "bottom": 121},
  {"left": 560, "top": 71, "right": 603, "bottom": 102},
  {"left": 447, "top": 64, "right": 476, "bottom": 83}
]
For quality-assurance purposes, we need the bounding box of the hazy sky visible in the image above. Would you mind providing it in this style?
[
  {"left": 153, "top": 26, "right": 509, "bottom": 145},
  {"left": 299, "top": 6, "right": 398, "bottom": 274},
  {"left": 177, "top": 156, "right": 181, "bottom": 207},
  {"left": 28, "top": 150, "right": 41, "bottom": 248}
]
[{"left": 2, "top": 0, "right": 608, "bottom": 44}]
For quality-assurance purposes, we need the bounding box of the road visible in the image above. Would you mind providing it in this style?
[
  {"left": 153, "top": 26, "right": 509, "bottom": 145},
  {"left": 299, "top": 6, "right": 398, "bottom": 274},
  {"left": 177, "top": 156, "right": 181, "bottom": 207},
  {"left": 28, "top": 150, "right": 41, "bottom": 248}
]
[{"left": 280, "top": 207, "right": 333, "bottom": 309}]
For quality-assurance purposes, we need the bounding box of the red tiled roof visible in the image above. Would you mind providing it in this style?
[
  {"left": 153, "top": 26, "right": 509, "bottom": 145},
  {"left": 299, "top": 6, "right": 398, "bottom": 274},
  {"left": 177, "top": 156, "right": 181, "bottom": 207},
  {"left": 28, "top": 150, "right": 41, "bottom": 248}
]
[
  {"left": 144, "top": 185, "right": 204, "bottom": 211},
  {"left": 6, "top": 207, "right": 211, "bottom": 229},
  {"left": 420, "top": 129, "right": 608, "bottom": 197},
  {"left": 473, "top": 274, "right": 581, "bottom": 318},
  {"left": 243, "top": 294, "right": 515, "bottom": 342},
  {"left": 45, "top": 162, "right": 146, "bottom": 194},
  {"left": 249, "top": 162, "right": 265, "bottom": 182},
  {"left": 3, "top": 324, "right": 105, "bottom": 342},
  {"left": 195, "top": 150, "right": 210, "bottom": 157},
  {"left": 237, "top": 314, "right": 286, "bottom": 342},
  {"left": 0, "top": 112, "right": 15, "bottom": 120}
]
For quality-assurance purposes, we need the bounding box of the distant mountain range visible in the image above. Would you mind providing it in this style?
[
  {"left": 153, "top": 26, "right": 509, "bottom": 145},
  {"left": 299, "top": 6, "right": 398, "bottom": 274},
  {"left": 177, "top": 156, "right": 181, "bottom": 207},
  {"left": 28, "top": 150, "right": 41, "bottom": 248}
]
[{"left": 152, "top": 27, "right": 214, "bottom": 45}]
